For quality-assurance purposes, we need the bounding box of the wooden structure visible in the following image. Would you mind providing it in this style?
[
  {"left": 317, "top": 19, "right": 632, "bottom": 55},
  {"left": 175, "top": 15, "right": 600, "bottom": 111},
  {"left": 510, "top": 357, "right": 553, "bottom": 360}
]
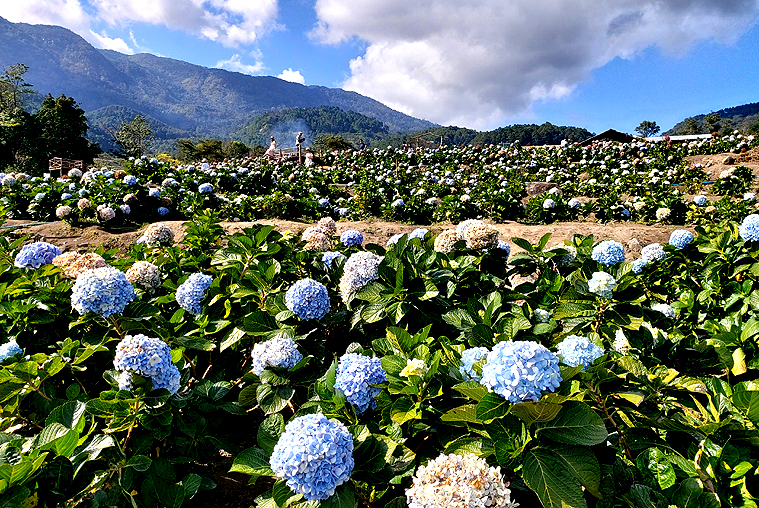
[
  {"left": 49, "top": 157, "right": 83, "bottom": 178},
  {"left": 410, "top": 132, "right": 443, "bottom": 151},
  {"left": 275, "top": 145, "right": 303, "bottom": 164},
  {"left": 579, "top": 129, "right": 637, "bottom": 146}
]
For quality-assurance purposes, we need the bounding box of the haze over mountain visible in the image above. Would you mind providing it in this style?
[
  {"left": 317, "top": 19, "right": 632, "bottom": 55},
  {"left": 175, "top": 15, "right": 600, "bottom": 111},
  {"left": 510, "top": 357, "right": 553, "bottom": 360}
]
[{"left": 0, "top": 16, "right": 435, "bottom": 150}]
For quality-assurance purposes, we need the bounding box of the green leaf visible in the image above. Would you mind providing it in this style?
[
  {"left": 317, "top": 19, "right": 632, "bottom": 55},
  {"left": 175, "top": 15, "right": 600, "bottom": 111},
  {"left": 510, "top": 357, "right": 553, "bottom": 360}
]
[
  {"left": 475, "top": 392, "right": 510, "bottom": 422},
  {"left": 156, "top": 483, "right": 185, "bottom": 508},
  {"left": 46, "top": 400, "right": 86, "bottom": 432},
  {"left": 257, "top": 385, "right": 295, "bottom": 415},
  {"left": 127, "top": 455, "right": 152, "bottom": 472},
  {"left": 272, "top": 479, "right": 297, "bottom": 507},
  {"left": 391, "top": 397, "right": 420, "bottom": 424},
  {"left": 181, "top": 473, "right": 202, "bottom": 500},
  {"left": 220, "top": 327, "right": 247, "bottom": 352},
  {"left": 511, "top": 402, "right": 563, "bottom": 426},
  {"left": 636, "top": 448, "right": 675, "bottom": 490},
  {"left": 523, "top": 448, "right": 587, "bottom": 508},
  {"left": 353, "top": 434, "right": 389, "bottom": 477},
  {"left": 732, "top": 391, "right": 759, "bottom": 425},
  {"left": 321, "top": 483, "right": 356, "bottom": 508},
  {"left": 452, "top": 381, "right": 488, "bottom": 402},
  {"left": 229, "top": 447, "right": 274, "bottom": 477},
  {"left": 553, "top": 445, "right": 601, "bottom": 498},
  {"left": 672, "top": 478, "right": 703, "bottom": 508},
  {"left": 258, "top": 414, "right": 285, "bottom": 456},
  {"left": 534, "top": 402, "right": 607, "bottom": 446},
  {"left": 441, "top": 404, "right": 479, "bottom": 423}
]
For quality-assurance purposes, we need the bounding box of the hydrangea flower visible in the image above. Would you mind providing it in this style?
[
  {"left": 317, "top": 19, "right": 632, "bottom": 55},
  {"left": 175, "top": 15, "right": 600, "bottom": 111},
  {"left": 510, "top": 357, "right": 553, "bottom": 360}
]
[
  {"left": 0, "top": 340, "right": 23, "bottom": 361},
  {"left": 588, "top": 271, "right": 617, "bottom": 299},
  {"left": 1, "top": 175, "right": 16, "bottom": 186},
  {"left": 543, "top": 198, "right": 556, "bottom": 209},
  {"left": 56, "top": 205, "right": 72, "bottom": 218},
  {"left": 391, "top": 198, "right": 404, "bottom": 207},
  {"left": 137, "top": 223, "right": 175, "bottom": 247},
  {"left": 591, "top": 240, "right": 625, "bottom": 266},
  {"left": 745, "top": 192, "right": 757, "bottom": 202},
  {"left": 651, "top": 303, "right": 675, "bottom": 318},
  {"left": 386, "top": 233, "right": 404, "bottom": 246},
  {"left": 125, "top": 261, "right": 161, "bottom": 290},
  {"left": 406, "top": 453, "right": 518, "bottom": 508},
  {"left": 60, "top": 192, "right": 72, "bottom": 200},
  {"left": 568, "top": 197, "right": 582, "bottom": 208},
  {"left": 113, "top": 334, "right": 181, "bottom": 394},
  {"left": 533, "top": 308, "right": 551, "bottom": 323},
  {"left": 58, "top": 252, "right": 107, "bottom": 279},
  {"left": 176, "top": 273, "right": 213, "bottom": 315},
  {"left": 464, "top": 223, "right": 499, "bottom": 250},
  {"left": 250, "top": 337, "right": 303, "bottom": 375},
  {"left": 740, "top": 215, "right": 759, "bottom": 242},
  {"left": 334, "top": 353, "right": 387, "bottom": 414},
  {"left": 71, "top": 266, "right": 136, "bottom": 318},
  {"left": 693, "top": 195, "right": 707, "bottom": 206},
  {"left": 433, "top": 229, "right": 460, "bottom": 254},
  {"left": 148, "top": 188, "right": 161, "bottom": 198},
  {"left": 400, "top": 358, "right": 427, "bottom": 378},
  {"left": 302, "top": 226, "right": 330, "bottom": 251},
  {"left": 98, "top": 206, "right": 116, "bottom": 221},
  {"left": 613, "top": 329, "right": 631, "bottom": 353},
  {"left": 340, "top": 230, "right": 364, "bottom": 247},
  {"left": 157, "top": 206, "right": 170, "bottom": 216},
  {"left": 459, "top": 347, "right": 489, "bottom": 381},
  {"left": 655, "top": 208, "right": 671, "bottom": 221},
  {"left": 285, "top": 278, "right": 330, "bottom": 320},
  {"left": 480, "top": 341, "right": 561, "bottom": 402},
  {"left": 546, "top": 244, "right": 577, "bottom": 266},
  {"left": 198, "top": 182, "right": 213, "bottom": 194},
  {"left": 640, "top": 243, "right": 666, "bottom": 262},
  {"left": 321, "top": 251, "right": 345, "bottom": 268},
  {"left": 269, "top": 413, "right": 354, "bottom": 501},
  {"left": 669, "top": 229, "right": 694, "bottom": 249},
  {"left": 14, "top": 242, "right": 62, "bottom": 268},
  {"left": 317, "top": 198, "right": 330, "bottom": 207},
  {"left": 632, "top": 258, "right": 649, "bottom": 274},
  {"left": 409, "top": 228, "right": 429, "bottom": 240},
  {"left": 120, "top": 204, "right": 131, "bottom": 215},
  {"left": 339, "top": 251, "right": 383, "bottom": 303},
  {"left": 317, "top": 217, "right": 337, "bottom": 236},
  {"left": 456, "top": 219, "right": 484, "bottom": 238},
  {"left": 123, "top": 175, "right": 137, "bottom": 186},
  {"left": 556, "top": 335, "right": 604, "bottom": 370}
]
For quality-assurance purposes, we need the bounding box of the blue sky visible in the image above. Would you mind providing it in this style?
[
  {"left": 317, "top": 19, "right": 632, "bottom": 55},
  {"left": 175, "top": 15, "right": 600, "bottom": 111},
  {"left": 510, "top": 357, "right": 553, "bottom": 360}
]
[{"left": 2, "top": 0, "right": 759, "bottom": 135}]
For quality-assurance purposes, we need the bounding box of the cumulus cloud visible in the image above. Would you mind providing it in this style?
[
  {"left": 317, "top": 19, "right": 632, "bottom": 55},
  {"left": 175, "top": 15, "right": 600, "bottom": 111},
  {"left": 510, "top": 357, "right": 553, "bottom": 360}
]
[
  {"left": 277, "top": 68, "right": 305, "bottom": 84},
  {"left": 214, "top": 53, "right": 265, "bottom": 75},
  {"left": 312, "top": 0, "right": 759, "bottom": 129},
  {"left": 91, "top": 0, "right": 279, "bottom": 46},
  {"left": 0, "top": 0, "right": 90, "bottom": 31},
  {"left": 90, "top": 30, "right": 134, "bottom": 53}
]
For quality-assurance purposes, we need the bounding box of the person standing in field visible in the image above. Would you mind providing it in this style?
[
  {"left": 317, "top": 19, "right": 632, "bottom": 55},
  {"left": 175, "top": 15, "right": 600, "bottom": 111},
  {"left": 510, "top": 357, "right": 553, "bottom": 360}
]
[{"left": 265, "top": 136, "right": 277, "bottom": 159}]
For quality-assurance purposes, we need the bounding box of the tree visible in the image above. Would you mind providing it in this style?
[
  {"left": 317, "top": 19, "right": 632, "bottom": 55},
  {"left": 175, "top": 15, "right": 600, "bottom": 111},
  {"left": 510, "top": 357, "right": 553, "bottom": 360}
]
[
  {"left": 33, "top": 94, "right": 99, "bottom": 171},
  {"left": 681, "top": 117, "right": 701, "bottom": 135},
  {"left": 0, "top": 63, "right": 35, "bottom": 114},
  {"left": 750, "top": 121, "right": 759, "bottom": 135},
  {"left": 114, "top": 115, "right": 154, "bottom": 158},
  {"left": 703, "top": 113, "right": 721, "bottom": 134},
  {"left": 223, "top": 140, "right": 250, "bottom": 159},
  {"left": 313, "top": 134, "right": 354, "bottom": 154},
  {"left": 176, "top": 139, "right": 198, "bottom": 162},
  {"left": 195, "top": 139, "right": 223, "bottom": 161},
  {"left": 634, "top": 121, "right": 660, "bottom": 138}
]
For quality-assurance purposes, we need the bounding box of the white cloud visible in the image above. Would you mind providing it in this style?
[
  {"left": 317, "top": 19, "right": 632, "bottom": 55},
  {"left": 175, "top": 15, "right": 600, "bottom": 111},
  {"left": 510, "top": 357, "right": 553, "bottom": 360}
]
[
  {"left": 277, "top": 68, "right": 305, "bottom": 84},
  {"left": 214, "top": 53, "right": 265, "bottom": 75},
  {"left": 91, "top": 0, "right": 280, "bottom": 46},
  {"left": 0, "top": 0, "right": 90, "bottom": 31},
  {"left": 89, "top": 30, "right": 134, "bottom": 53},
  {"left": 312, "top": 0, "right": 759, "bottom": 129}
]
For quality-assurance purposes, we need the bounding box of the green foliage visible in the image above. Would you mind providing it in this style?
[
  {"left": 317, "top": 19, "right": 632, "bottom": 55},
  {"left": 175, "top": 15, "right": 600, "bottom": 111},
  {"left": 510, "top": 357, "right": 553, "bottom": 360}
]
[
  {"left": 114, "top": 115, "right": 154, "bottom": 158},
  {"left": 634, "top": 121, "right": 660, "bottom": 138}
]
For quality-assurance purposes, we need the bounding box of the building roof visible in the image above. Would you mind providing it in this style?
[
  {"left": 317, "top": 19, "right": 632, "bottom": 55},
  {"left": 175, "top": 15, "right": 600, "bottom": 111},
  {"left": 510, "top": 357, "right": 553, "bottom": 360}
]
[{"left": 579, "top": 129, "right": 638, "bottom": 146}]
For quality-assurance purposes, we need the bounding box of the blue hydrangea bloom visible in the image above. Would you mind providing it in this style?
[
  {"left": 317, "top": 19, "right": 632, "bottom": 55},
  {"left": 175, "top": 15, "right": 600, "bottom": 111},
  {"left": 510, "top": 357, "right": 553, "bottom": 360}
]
[
  {"left": 740, "top": 215, "right": 759, "bottom": 242},
  {"left": 269, "top": 413, "right": 354, "bottom": 501},
  {"left": 61, "top": 192, "right": 72, "bottom": 200},
  {"left": 78, "top": 189, "right": 88, "bottom": 197},
  {"left": 322, "top": 251, "right": 345, "bottom": 268},
  {"left": 34, "top": 192, "right": 45, "bottom": 201},
  {"left": 113, "top": 334, "right": 181, "bottom": 394},
  {"left": 480, "top": 341, "right": 562, "bottom": 403},
  {"left": 391, "top": 198, "right": 405, "bottom": 207},
  {"left": 123, "top": 175, "right": 137, "bottom": 186},
  {"left": 318, "top": 198, "right": 330, "bottom": 207},
  {"left": 556, "top": 335, "right": 604, "bottom": 371},
  {"left": 251, "top": 337, "right": 303, "bottom": 375},
  {"left": 335, "top": 353, "right": 387, "bottom": 414},
  {"left": 591, "top": 240, "right": 625, "bottom": 266},
  {"left": 693, "top": 195, "right": 707, "bottom": 206},
  {"left": 285, "top": 278, "right": 330, "bottom": 320},
  {"left": 386, "top": 233, "right": 404, "bottom": 246},
  {"left": 459, "top": 347, "right": 490, "bottom": 381},
  {"left": 632, "top": 258, "right": 649, "bottom": 274},
  {"left": 148, "top": 188, "right": 161, "bottom": 198},
  {"left": 588, "top": 271, "right": 617, "bottom": 299},
  {"left": 71, "top": 266, "right": 136, "bottom": 318},
  {"left": 340, "top": 230, "right": 363, "bottom": 247},
  {"left": 0, "top": 340, "right": 23, "bottom": 361},
  {"left": 409, "top": 228, "right": 429, "bottom": 240},
  {"left": 497, "top": 240, "right": 511, "bottom": 256},
  {"left": 157, "top": 206, "right": 170, "bottom": 216},
  {"left": 14, "top": 242, "right": 62, "bottom": 269},
  {"left": 669, "top": 229, "right": 694, "bottom": 249},
  {"left": 176, "top": 273, "right": 213, "bottom": 315},
  {"left": 651, "top": 303, "right": 675, "bottom": 318},
  {"left": 198, "top": 182, "right": 213, "bottom": 194}
]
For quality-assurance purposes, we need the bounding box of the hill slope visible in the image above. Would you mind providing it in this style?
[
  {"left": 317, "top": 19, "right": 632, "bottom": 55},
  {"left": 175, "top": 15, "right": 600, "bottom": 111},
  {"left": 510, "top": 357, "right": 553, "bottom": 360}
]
[
  {"left": 0, "top": 16, "right": 435, "bottom": 147},
  {"left": 666, "top": 102, "right": 759, "bottom": 135}
]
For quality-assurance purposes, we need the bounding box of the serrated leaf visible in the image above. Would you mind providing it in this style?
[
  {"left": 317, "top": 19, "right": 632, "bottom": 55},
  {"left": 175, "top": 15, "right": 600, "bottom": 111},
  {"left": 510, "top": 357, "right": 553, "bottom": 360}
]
[
  {"left": 321, "top": 483, "right": 356, "bottom": 508},
  {"left": 441, "top": 404, "right": 479, "bottom": 423},
  {"left": 511, "top": 402, "right": 563, "bottom": 426},
  {"left": 523, "top": 448, "right": 587, "bottom": 508},
  {"left": 229, "top": 447, "right": 274, "bottom": 477},
  {"left": 636, "top": 447, "right": 675, "bottom": 490},
  {"left": 475, "top": 392, "right": 510, "bottom": 422},
  {"left": 534, "top": 402, "right": 607, "bottom": 446},
  {"left": 452, "top": 381, "right": 488, "bottom": 402},
  {"left": 391, "top": 397, "right": 420, "bottom": 424},
  {"left": 258, "top": 414, "right": 285, "bottom": 456}
]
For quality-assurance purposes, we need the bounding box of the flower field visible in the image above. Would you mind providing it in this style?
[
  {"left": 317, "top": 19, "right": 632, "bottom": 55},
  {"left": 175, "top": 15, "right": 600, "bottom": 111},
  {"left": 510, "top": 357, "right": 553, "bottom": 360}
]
[{"left": 3, "top": 133, "right": 759, "bottom": 508}]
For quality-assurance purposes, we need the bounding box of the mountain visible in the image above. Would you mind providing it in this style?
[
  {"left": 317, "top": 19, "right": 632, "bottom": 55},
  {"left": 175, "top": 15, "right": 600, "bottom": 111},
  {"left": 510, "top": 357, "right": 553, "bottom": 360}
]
[
  {"left": 0, "top": 16, "right": 435, "bottom": 150},
  {"left": 379, "top": 123, "right": 594, "bottom": 148},
  {"left": 665, "top": 101, "right": 759, "bottom": 135},
  {"left": 233, "top": 106, "right": 390, "bottom": 148}
]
